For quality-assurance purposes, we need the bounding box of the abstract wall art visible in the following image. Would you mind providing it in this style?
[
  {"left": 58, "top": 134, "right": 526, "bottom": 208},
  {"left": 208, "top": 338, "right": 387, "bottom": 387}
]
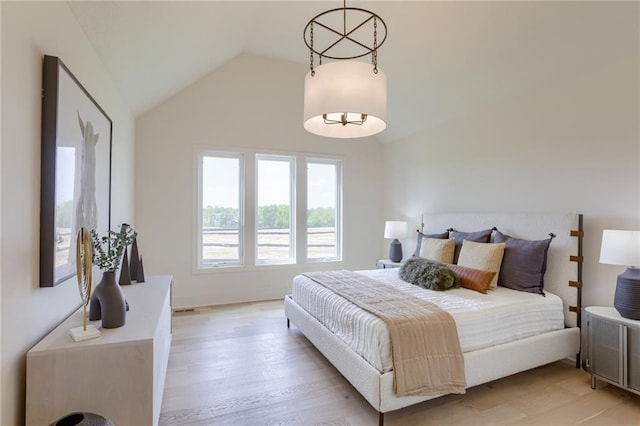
[{"left": 40, "top": 55, "right": 112, "bottom": 287}]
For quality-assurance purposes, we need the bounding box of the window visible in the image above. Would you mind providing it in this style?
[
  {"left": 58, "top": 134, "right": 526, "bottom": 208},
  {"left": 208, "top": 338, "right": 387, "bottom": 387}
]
[
  {"left": 198, "top": 152, "right": 243, "bottom": 267},
  {"left": 307, "top": 159, "right": 342, "bottom": 261},
  {"left": 256, "top": 155, "right": 295, "bottom": 264},
  {"left": 196, "top": 149, "right": 342, "bottom": 270}
]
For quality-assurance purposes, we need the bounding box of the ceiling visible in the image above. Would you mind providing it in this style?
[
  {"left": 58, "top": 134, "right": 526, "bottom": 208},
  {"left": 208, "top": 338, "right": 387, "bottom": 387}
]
[{"left": 68, "top": 1, "right": 636, "bottom": 144}]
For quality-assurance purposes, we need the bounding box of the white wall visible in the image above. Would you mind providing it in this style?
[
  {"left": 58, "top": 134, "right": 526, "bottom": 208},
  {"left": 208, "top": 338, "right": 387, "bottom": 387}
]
[
  {"left": 136, "top": 53, "right": 384, "bottom": 308},
  {"left": 383, "top": 54, "right": 639, "bottom": 309},
  {"left": 0, "top": 3, "right": 135, "bottom": 424},
  {"left": 0, "top": 2, "right": 3, "bottom": 419}
]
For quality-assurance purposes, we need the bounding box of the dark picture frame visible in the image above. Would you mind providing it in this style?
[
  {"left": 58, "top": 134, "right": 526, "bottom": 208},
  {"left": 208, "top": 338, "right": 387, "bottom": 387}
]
[{"left": 40, "top": 55, "right": 112, "bottom": 287}]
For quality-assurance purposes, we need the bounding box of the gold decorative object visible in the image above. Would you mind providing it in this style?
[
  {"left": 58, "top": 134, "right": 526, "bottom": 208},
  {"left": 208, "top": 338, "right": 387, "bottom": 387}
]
[
  {"left": 70, "top": 227, "right": 101, "bottom": 342},
  {"left": 77, "top": 227, "right": 92, "bottom": 327}
]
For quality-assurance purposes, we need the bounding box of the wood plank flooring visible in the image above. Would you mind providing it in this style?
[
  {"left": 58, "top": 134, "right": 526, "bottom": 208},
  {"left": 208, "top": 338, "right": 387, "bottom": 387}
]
[{"left": 160, "top": 300, "right": 640, "bottom": 425}]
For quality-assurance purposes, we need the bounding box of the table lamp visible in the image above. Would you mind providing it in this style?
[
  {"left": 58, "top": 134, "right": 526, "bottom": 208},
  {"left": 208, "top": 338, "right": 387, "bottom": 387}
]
[
  {"left": 600, "top": 229, "right": 640, "bottom": 319},
  {"left": 384, "top": 221, "right": 408, "bottom": 263}
]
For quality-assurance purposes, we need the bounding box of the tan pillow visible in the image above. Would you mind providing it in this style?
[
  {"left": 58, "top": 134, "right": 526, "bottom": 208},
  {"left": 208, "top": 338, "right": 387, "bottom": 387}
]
[
  {"left": 446, "top": 263, "right": 496, "bottom": 294},
  {"left": 419, "top": 238, "right": 455, "bottom": 263},
  {"left": 456, "top": 240, "right": 506, "bottom": 289}
]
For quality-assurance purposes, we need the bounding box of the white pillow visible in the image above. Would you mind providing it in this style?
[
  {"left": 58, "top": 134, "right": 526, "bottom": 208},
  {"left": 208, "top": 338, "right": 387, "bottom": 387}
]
[{"left": 457, "top": 240, "right": 505, "bottom": 289}]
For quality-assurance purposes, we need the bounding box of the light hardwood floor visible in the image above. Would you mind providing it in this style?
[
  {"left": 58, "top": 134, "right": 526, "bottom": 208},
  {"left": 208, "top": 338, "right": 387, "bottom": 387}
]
[{"left": 160, "top": 300, "right": 640, "bottom": 425}]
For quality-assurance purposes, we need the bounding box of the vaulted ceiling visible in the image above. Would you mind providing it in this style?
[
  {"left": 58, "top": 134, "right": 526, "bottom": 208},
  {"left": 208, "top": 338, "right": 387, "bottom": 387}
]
[{"left": 68, "top": 1, "right": 636, "bottom": 143}]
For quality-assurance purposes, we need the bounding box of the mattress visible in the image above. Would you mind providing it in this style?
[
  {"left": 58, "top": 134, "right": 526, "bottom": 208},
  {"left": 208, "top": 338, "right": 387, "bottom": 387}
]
[{"left": 291, "top": 268, "right": 565, "bottom": 373}]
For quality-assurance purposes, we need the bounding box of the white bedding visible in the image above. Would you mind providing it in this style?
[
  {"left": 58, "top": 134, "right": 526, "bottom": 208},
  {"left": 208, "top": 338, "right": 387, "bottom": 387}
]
[{"left": 291, "top": 268, "right": 565, "bottom": 373}]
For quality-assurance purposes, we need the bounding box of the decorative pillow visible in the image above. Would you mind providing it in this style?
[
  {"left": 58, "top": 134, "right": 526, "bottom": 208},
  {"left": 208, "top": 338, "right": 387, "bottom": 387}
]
[
  {"left": 449, "top": 228, "right": 495, "bottom": 263},
  {"left": 419, "top": 238, "right": 455, "bottom": 263},
  {"left": 456, "top": 240, "right": 505, "bottom": 289},
  {"left": 493, "top": 230, "right": 555, "bottom": 295},
  {"left": 399, "top": 257, "right": 461, "bottom": 291},
  {"left": 445, "top": 263, "right": 496, "bottom": 294},
  {"left": 412, "top": 230, "right": 449, "bottom": 257}
]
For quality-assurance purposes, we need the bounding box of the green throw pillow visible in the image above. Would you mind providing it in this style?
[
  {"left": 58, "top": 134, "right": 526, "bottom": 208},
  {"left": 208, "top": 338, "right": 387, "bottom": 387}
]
[{"left": 399, "top": 257, "right": 461, "bottom": 291}]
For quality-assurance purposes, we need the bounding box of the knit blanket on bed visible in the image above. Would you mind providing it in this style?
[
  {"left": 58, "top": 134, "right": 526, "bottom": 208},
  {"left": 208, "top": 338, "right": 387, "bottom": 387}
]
[{"left": 302, "top": 270, "right": 466, "bottom": 396}]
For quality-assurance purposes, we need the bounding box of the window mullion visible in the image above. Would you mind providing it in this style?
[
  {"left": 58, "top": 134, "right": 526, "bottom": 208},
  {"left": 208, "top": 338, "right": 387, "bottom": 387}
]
[
  {"left": 245, "top": 154, "right": 256, "bottom": 267},
  {"left": 296, "top": 157, "right": 307, "bottom": 263}
]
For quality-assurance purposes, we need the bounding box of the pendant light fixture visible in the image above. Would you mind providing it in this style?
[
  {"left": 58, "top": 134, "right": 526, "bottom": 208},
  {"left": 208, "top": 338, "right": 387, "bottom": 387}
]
[{"left": 303, "top": 1, "right": 388, "bottom": 138}]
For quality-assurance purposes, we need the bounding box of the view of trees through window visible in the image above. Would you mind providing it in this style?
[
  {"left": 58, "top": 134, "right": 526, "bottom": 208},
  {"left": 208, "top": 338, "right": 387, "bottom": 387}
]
[
  {"left": 307, "top": 161, "right": 340, "bottom": 260},
  {"left": 200, "top": 154, "right": 241, "bottom": 266},
  {"left": 202, "top": 205, "right": 336, "bottom": 229},
  {"left": 199, "top": 152, "right": 341, "bottom": 268},
  {"left": 256, "top": 156, "right": 294, "bottom": 263}
]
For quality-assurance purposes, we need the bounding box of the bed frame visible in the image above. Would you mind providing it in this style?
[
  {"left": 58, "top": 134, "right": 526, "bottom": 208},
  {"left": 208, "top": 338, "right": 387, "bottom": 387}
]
[{"left": 285, "top": 213, "right": 583, "bottom": 425}]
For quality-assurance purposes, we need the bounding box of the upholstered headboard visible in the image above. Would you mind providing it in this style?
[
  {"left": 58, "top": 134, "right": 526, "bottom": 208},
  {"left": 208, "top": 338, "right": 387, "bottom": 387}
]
[{"left": 420, "top": 213, "right": 583, "bottom": 328}]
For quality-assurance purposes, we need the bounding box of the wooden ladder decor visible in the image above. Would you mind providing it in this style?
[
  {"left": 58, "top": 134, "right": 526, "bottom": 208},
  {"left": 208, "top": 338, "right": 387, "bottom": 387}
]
[{"left": 569, "top": 214, "right": 584, "bottom": 368}]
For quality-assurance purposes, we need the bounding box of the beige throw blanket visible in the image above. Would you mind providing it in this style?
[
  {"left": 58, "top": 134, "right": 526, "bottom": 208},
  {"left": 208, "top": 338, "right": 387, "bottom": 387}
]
[{"left": 303, "top": 270, "right": 466, "bottom": 396}]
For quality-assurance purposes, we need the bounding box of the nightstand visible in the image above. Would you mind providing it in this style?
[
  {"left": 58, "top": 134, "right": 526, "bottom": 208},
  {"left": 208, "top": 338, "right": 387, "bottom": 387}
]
[
  {"left": 585, "top": 306, "right": 640, "bottom": 396},
  {"left": 376, "top": 259, "right": 402, "bottom": 269}
]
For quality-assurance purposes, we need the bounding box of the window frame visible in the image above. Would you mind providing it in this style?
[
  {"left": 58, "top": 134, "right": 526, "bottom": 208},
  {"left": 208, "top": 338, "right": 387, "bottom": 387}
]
[
  {"left": 194, "top": 147, "right": 343, "bottom": 274},
  {"left": 306, "top": 158, "right": 343, "bottom": 263},
  {"left": 255, "top": 154, "right": 296, "bottom": 265},
  {"left": 196, "top": 150, "right": 244, "bottom": 269}
]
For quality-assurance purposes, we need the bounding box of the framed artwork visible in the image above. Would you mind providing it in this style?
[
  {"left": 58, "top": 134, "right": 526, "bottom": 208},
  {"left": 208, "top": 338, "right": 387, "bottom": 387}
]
[{"left": 40, "top": 55, "right": 112, "bottom": 287}]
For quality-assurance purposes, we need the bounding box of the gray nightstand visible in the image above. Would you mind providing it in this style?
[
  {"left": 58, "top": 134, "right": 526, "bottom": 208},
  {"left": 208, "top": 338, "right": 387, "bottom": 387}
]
[
  {"left": 586, "top": 306, "right": 640, "bottom": 396},
  {"left": 376, "top": 259, "right": 402, "bottom": 269}
]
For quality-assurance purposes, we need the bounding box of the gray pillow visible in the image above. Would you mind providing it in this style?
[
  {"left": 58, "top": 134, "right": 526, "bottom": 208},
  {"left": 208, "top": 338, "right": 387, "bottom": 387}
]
[
  {"left": 399, "top": 257, "right": 461, "bottom": 291},
  {"left": 493, "top": 230, "right": 554, "bottom": 295},
  {"left": 412, "top": 230, "right": 449, "bottom": 257},
  {"left": 449, "top": 228, "right": 494, "bottom": 263}
]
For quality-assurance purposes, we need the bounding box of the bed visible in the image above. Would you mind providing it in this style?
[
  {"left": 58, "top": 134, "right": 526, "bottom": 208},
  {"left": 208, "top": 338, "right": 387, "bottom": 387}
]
[{"left": 284, "top": 213, "right": 584, "bottom": 424}]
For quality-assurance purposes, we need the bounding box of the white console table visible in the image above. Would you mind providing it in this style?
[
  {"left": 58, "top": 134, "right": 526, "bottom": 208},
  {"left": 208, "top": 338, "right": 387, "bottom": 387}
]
[{"left": 26, "top": 275, "right": 172, "bottom": 426}]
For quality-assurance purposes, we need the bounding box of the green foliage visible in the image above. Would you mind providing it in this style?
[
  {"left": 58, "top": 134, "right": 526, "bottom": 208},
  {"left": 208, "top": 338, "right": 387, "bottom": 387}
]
[
  {"left": 91, "top": 223, "right": 137, "bottom": 272},
  {"left": 55, "top": 200, "right": 74, "bottom": 228},
  {"left": 202, "top": 206, "right": 239, "bottom": 228},
  {"left": 202, "top": 205, "right": 336, "bottom": 229},
  {"left": 257, "top": 205, "right": 290, "bottom": 229},
  {"left": 307, "top": 207, "right": 335, "bottom": 228}
]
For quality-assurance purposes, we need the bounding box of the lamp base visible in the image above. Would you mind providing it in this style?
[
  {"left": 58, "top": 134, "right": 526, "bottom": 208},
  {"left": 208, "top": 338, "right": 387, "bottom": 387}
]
[
  {"left": 389, "top": 239, "right": 403, "bottom": 263},
  {"left": 614, "top": 267, "right": 640, "bottom": 320}
]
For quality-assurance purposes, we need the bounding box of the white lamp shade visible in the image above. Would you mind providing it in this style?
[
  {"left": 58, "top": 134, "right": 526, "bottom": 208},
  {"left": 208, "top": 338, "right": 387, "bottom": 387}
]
[
  {"left": 600, "top": 230, "right": 640, "bottom": 266},
  {"left": 384, "top": 221, "right": 408, "bottom": 240},
  {"left": 304, "top": 61, "right": 387, "bottom": 139}
]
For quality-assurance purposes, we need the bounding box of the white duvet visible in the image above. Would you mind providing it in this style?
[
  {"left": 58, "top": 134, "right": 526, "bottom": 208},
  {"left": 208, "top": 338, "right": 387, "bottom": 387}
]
[{"left": 291, "top": 268, "right": 565, "bottom": 373}]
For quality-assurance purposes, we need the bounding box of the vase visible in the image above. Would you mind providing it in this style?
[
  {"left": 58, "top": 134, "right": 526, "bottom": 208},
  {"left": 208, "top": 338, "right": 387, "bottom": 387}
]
[
  {"left": 49, "top": 412, "right": 114, "bottom": 426},
  {"left": 89, "top": 271, "right": 126, "bottom": 328}
]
